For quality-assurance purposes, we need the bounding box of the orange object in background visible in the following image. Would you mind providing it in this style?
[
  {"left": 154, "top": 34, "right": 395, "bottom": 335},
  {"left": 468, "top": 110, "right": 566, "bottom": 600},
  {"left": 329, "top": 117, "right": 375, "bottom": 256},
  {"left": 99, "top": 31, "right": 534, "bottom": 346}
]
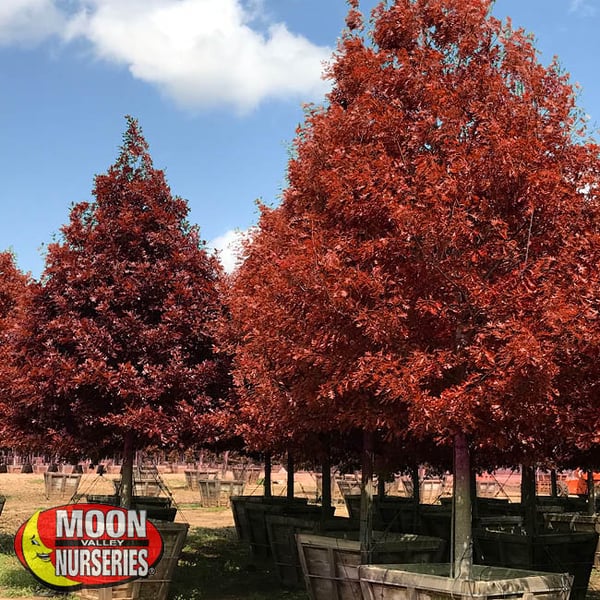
[{"left": 566, "top": 470, "right": 600, "bottom": 496}]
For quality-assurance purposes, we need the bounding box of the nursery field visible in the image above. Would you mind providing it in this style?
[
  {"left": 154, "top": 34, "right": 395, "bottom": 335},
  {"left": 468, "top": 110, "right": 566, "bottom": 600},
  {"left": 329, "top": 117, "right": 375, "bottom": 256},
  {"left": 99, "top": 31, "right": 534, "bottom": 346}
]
[{"left": 0, "top": 471, "right": 598, "bottom": 599}]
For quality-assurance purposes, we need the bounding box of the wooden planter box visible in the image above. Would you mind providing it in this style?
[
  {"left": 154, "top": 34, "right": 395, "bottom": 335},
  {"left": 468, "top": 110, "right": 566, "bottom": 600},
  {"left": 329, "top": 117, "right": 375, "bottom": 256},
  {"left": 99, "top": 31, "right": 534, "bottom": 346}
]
[
  {"left": 231, "top": 464, "right": 260, "bottom": 482},
  {"left": 198, "top": 479, "right": 221, "bottom": 507},
  {"left": 297, "top": 532, "right": 445, "bottom": 600},
  {"left": 243, "top": 466, "right": 262, "bottom": 486},
  {"left": 420, "top": 478, "right": 446, "bottom": 503},
  {"left": 473, "top": 529, "right": 598, "bottom": 600},
  {"left": 43, "top": 472, "right": 82, "bottom": 499},
  {"left": 248, "top": 503, "right": 335, "bottom": 559},
  {"left": 315, "top": 473, "right": 342, "bottom": 504},
  {"left": 375, "top": 497, "right": 419, "bottom": 534},
  {"left": 133, "top": 480, "right": 161, "bottom": 497},
  {"left": 343, "top": 494, "right": 362, "bottom": 521},
  {"left": 417, "top": 504, "right": 451, "bottom": 561},
  {"left": 359, "top": 563, "right": 573, "bottom": 600},
  {"left": 197, "top": 468, "right": 220, "bottom": 479},
  {"left": 475, "top": 497, "right": 511, "bottom": 515},
  {"left": 219, "top": 480, "right": 245, "bottom": 506},
  {"left": 84, "top": 495, "right": 176, "bottom": 522},
  {"left": 230, "top": 464, "right": 243, "bottom": 479},
  {"left": 184, "top": 469, "right": 200, "bottom": 490},
  {"left": 230, "top": 495, "right": 308, "bottom": 542},
  {"left": 344, "top": 495, "right": 419, "bottom": 533},
  {"left": 336, "top": 476, "right": 362, "bottom": 498},
  {"left": 545, "top": 513, "right": 600, "bottom": 568},
  {"left": 537, "top": 496, "right": 587, "bottom": 512},
  {"left": 131, "top": 506, "right": 176, "bottom": 522},
  {"left": 266, "top": 514, "right": 357, "bottom": 588},
  {"left": 111, "top": 479, "right": 162, "bottom": 497},
  {"left": 198, "top": 479, "right": 244, "bottom": 508},
  {"left": 80, "top": 520, "right": 188, "bottom": 600},
  {"left": 85, "top": 494, "right": 120, "bottom": 505}
]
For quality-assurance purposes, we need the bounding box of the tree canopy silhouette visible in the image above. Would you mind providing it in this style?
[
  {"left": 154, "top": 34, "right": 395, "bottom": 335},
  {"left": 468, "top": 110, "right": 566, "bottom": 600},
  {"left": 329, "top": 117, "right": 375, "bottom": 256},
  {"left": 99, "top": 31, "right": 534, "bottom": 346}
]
[
  {"left": 229, "top": 0, "right": 600, "bottom": 575},
  {"left": 4, "top": 118, "right": 233, "bottom": 505}
]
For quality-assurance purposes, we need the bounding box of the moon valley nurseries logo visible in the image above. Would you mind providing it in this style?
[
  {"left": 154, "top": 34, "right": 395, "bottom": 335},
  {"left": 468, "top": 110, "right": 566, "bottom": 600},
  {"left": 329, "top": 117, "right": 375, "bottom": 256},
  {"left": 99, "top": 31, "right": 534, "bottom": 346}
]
[{"left": 14, "top": 503, "right": 164, "bottom": 591}]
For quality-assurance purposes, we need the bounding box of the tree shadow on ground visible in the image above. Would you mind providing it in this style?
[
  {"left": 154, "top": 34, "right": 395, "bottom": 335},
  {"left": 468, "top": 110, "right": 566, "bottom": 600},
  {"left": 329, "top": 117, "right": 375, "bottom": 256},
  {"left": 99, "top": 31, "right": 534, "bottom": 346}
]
[{"left": 170, "top": 526, "right": 307, "bottom": 600}]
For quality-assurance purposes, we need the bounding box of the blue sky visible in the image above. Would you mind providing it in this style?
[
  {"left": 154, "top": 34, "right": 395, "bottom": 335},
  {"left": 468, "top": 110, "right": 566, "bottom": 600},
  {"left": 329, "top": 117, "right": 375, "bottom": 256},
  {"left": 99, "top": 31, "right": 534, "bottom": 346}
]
[{"left": 1, "top": 0, "right": 599, "bottom": 278}]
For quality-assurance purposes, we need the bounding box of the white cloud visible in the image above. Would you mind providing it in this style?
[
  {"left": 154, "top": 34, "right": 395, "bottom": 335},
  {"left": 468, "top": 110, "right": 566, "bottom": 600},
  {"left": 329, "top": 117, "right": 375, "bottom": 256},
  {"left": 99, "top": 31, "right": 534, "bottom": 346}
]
[
  {"left": 208, "top": 229, "right": 247, "bottom": 274},
  {"left": 0, "top": 0, "right": 67, "bottom": 45},
  {"left": 0, "top": 0, "right": 332, "bottom": 112},
  {"left": 569, "top": 0, "right": 597, "bottom": 17}
]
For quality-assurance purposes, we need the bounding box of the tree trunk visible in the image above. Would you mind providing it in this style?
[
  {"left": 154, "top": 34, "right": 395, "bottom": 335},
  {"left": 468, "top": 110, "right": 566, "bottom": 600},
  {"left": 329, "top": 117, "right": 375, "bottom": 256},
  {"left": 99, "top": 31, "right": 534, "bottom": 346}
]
[
  {"left": 411, "top": 464, "right": 420, "bottom": 533},
  {"left": 587, "top": 470, "right": 596, "bottom": 516},
  {"left": 550, "top": 469, "right": 558, "bottom": 498},
  {"left": 453, "top": 432, "right": 472, "bottom": 579},
  {"left": 470, "top": 466, "right": 479, "bottom": 523},
  {"left": 377, "top": 473, "right": 386, "bottom": 500},
  {"left": 263, "top": 453, "right": 272, "bottom": 498},
  {"left": 521, "top": 465, "right": 537, "bottom": 536},
  {"left": 222, "top": 450, "right": 230, "bottom": 478},
  {"left": 360, "top": 430, "right": 375, "bottom": 564},
  {"left": 287, "top": 450, "right": 295, "bottom": 500},
  {"left": 321, "top": 454, "right": 332, "bottom": 511},
  {"left": 119, "top": 432, "right": 135, "bottom": 509}
]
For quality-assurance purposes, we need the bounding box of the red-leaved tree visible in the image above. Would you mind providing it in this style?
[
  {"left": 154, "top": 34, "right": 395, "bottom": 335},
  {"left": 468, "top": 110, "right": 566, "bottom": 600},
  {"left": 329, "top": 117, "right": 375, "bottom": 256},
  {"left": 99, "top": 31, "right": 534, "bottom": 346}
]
[
  {"left": 0, "top": 252, "right": 31, "bottom": 453},
  {"left": 229, "top": 0, "right": 600, "bottom": 577},
  {"left": 0, "top": 251, "right": 30, "bottom": 338},
  {"left": 3, "top": 118, "right": 233, "bottom": 506}
]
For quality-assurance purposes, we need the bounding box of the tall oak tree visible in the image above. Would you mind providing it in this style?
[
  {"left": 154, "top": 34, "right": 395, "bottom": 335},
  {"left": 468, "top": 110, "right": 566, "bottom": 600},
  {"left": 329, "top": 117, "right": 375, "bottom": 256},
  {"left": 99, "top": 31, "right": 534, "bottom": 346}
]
[
  {"left": 229, "top": 0, "right": 600, "bottom": 576},
  {"left": 4, "top": 118, "right": 233, "bottom": 506}
]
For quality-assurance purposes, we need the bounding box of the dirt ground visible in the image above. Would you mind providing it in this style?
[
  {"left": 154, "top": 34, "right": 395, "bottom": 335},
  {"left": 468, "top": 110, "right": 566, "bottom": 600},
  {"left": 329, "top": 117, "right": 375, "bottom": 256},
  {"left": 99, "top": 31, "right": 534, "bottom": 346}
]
[{"left": 0, "top": 471, "right": 239, "bottom": 533}]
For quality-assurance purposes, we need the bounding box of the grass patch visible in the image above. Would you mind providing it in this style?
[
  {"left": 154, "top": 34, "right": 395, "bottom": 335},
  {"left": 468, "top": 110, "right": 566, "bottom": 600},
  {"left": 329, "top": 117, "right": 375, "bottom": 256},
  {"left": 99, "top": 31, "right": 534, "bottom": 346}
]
[
  {"left": 0, "top": 553, "right": 42, "bottom": 597},
  {"left": 176, "top": 504, "right": 231, "bottom": 512},
  {"left": 170, "top": 526, "right": 308, "bottom": 600},
  {"left": 0, "top": 533, "right": 77, "bottom": 598}
]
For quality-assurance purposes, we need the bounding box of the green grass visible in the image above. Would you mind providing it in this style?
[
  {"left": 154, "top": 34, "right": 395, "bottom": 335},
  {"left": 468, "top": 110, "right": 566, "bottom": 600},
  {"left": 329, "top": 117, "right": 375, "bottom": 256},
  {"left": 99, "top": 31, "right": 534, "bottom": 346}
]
[
  {"left": 170, "top": 526, "right": 308, "bottom": 600},
  {"left": 0, "top": 553, "right": 42, "bottom": 597},
  {"left": 0, "top": 533, "right": 78, "bottom": 598},
  {"left": 176, "top": 504, "right": 231, "bottom": 512}
]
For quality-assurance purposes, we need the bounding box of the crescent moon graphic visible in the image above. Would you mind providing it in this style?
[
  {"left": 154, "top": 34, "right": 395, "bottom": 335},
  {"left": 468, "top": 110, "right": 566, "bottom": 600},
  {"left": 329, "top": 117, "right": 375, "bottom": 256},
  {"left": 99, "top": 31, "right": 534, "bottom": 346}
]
[{"left": 20, "top": 511, "right": 80, "bottom": 589}]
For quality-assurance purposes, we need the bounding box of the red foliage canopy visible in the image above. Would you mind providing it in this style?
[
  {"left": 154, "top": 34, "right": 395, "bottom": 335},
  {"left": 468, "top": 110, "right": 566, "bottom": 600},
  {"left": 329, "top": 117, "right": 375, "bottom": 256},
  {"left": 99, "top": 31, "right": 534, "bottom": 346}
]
[
  {"left": 0, "top": 252, "right": 31, "bottom": 447},
  {"left": 229, "top": 0, "right": 600, "bottom": 466},
  {"left": 3, "top": 118, "right": 233, "bottom": 460},
  {"left": 0, "top": 252, "right": 30, "bottom": 334}
]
